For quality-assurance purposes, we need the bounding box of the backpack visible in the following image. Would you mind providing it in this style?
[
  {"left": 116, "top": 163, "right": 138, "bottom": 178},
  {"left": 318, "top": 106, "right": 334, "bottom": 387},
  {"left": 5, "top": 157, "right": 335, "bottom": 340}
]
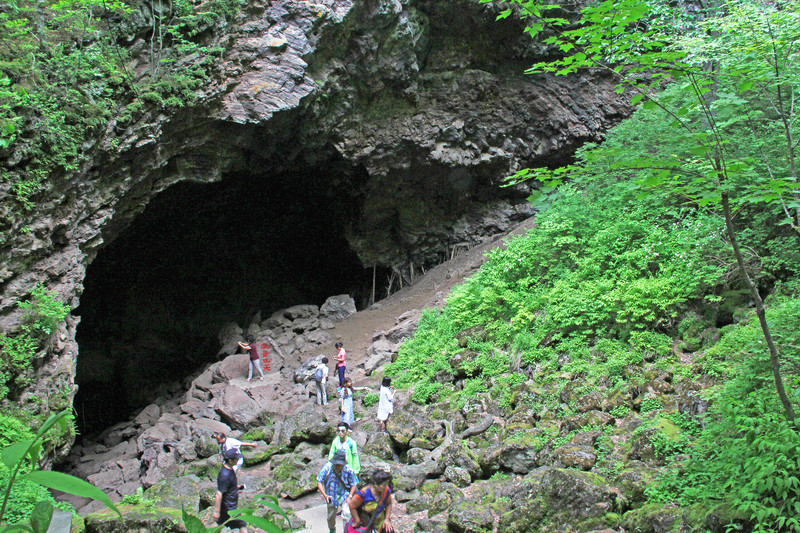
[{"left": 314, "top": 366, "right": 324, "bottom": 382}]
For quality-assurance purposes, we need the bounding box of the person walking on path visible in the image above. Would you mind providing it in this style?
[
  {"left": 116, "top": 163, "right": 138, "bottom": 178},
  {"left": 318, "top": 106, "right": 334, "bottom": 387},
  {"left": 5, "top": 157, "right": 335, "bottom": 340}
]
[
  {"left": 238, "top": 335, "right": 264, "bottom": 382},
  {"left": 215, "top": 433, "right": 257, "bottom": 473},
  {"left": 213, "top": 448, "right": 248, "bottom": 533},
  {"left": 314, "top": 357, "right": 330, "bottom": 406},
  {"left": 317, "top": 448, "right": 358, "bottom": 533},
  {"left": 335, "top": 342, "right": 347, "bottom": 388},
  {"left": 328, "top": 422, "right": 360, "bottom": 474},
  {"left": 347, "top": 469, "right": 395, "bottom": 533},
  {"left": 377, "top": 377, "right": 394, "bottom": 433}
]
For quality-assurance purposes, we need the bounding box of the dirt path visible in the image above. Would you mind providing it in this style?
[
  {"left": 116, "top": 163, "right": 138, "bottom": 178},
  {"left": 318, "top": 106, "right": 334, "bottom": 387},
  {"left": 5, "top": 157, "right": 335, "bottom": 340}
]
[{"left": 292, "top": 215, "right": 537, "bottom": 379}]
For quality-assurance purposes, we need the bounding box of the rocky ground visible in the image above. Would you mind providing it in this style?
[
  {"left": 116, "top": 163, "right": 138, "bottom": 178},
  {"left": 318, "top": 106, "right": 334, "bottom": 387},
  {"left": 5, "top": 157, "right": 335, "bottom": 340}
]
[
  {"left": 61, "top": 208, "right": 724, "bottom": 533},
  {"left": 60, "top": 216, "right": 537, "bottom": 531}
]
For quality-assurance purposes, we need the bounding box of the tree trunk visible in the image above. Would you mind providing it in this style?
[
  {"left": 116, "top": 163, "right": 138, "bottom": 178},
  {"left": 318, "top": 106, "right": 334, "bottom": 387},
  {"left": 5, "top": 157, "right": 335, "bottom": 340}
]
[{"left": 721, "top": 192, "right": 796, "bottom": 423}]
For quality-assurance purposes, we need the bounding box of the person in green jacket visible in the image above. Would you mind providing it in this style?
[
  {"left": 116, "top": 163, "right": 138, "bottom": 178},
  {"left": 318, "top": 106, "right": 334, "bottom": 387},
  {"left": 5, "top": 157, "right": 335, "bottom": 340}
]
[{"left": 328, "top": 422, "right": 360, "bottom": 474}]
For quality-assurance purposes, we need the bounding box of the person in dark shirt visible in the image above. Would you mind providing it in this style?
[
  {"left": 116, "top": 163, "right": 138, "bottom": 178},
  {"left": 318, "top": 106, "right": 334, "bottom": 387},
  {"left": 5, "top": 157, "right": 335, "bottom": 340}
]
[
  {"left": 213, "top": 448, "right": 248, "bottom": 532},
  {"left": 238, "top": 335, "right": 264, "bottom": 382}
]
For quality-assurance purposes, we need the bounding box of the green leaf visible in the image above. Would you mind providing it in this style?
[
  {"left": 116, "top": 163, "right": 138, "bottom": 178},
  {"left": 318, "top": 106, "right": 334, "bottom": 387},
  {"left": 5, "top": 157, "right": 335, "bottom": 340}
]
[
  {"left": 0, "top": 525, "right": 34, "bottom": 532},
  {"left": 22, "top": 471, "right": 121, "bottom": 517},
  {"left": 33, "top": 411, "right": 71, "bottom": 442},
  {"left": 29, "top": 501, "right": 54, "bottom": 533},
  {"left": 239, "top": 514, "right": 285, "bottom": 533},
  {"left": 182, "top": 506, "right": 215, "bottom": 533},
  {"left": 1, "top": 440, "right": 34, "bottom": 470}
]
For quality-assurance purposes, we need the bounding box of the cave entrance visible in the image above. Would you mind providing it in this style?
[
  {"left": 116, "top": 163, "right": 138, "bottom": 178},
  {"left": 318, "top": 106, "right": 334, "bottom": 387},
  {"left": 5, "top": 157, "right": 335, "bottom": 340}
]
[{"left": 74, "top": 151, "right": 374, "bottom": 436}]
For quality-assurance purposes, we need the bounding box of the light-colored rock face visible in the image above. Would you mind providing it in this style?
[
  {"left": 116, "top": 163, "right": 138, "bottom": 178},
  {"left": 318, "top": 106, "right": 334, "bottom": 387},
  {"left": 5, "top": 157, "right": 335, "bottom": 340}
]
[{"left": 0, "top": 0, "right": 632, "bottom": 425}]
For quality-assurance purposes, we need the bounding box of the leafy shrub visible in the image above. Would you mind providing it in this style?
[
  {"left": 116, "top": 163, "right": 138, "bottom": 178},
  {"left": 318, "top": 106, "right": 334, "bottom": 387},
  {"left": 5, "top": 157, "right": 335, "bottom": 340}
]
[
  {"left": 362, "top": 392, "right": 379, "bottom": 408},
  {"left": 0, "top": 284, "right": 69, "bottom": 401},
  {"left": 650, "top": 297, "right": 800, "bottom": 531}
]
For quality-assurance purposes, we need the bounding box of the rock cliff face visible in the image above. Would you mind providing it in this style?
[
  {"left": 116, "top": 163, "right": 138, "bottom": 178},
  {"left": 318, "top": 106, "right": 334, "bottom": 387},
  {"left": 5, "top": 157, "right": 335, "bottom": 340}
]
[{"left": 0, "top": 0, "right": 632, "bottom": 425}]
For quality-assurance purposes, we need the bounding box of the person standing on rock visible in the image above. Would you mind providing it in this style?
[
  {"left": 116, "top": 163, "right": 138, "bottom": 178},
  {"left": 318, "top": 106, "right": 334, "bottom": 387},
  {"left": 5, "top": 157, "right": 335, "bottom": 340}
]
[
  {"left": 340, "top": 378, "right": 356, "bottom": 427},
  {"left": 335, "top": 341, "right": 347, "bottom": 388},
  {"left": 213, "top": 448, "right": 248, "bottom": 533},
  {"left": 377, "top": 377, "right": 394, "bottom": 433},
  {"left": 347, "top": 469, "right": 395, "bottom": 533},
  {"left": 317, "top": 448, "right": 358, "bottom": 533},
  {"left": 328, "top": 421, "right": 360, "bottom": 474},
  {"left": 215, "top": 433, "right": 257, "bottom": 473},
  {"left": 314, "top": 357, "right": 330, "bottom": 406},
  {"left": 238, "top": 335, "right": 264, "bottom": 382}
]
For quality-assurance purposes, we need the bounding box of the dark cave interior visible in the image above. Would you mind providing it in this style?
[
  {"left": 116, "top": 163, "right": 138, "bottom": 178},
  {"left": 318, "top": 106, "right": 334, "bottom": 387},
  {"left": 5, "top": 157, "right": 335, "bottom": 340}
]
[{"left": 74, "top": 152, "right": 385, "bottom": 435}]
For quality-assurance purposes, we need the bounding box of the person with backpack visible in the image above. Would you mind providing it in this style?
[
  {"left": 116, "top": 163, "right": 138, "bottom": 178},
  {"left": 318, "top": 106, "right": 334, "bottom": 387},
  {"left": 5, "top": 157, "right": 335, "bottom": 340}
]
[
  {"left": 314, "top": 357, "right": 330, "bottom": 406},
  {"left": 317, "top": 448, "right": 358, "bottom": 533},
  {"left": 328, "top": 422, "right": 361, "bottom": 474},
  {"left": 213, "top": 448, "right": 248, "bottom": 533},
  {"left": 346, "top": 469, "right": 395, "bottom": 533},
  {"left": 237, "top": 335, "right": 264, "bottom": 382}
]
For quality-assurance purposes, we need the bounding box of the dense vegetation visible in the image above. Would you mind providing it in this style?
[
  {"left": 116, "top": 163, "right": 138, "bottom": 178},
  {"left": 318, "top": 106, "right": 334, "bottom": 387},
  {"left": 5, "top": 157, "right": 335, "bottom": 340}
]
[
  {"left": 0, "top": 0, "right": 237, "bottom": 221},
  {"left": 389, "top": 0, "right": 800, "bottom": 530}
]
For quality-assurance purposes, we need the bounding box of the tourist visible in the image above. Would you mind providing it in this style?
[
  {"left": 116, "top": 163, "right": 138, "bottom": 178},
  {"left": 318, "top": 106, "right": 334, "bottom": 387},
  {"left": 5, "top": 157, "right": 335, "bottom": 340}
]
[
  {"left": 328, "top": 421, "right": 360, "bottom": 474},
  {"left": 377, "top": 377, "right": 394, "bottom": 433},
  {"left": 335, "top": 341, "right": 347, "bottom": 388},
  {"left": 317, "top": 448, "right": 358, "bottom": 533},
  {"left": 314, "top": 356, "right": 330, "bottom": 406},
  {"left": 237, "top": 335, "right": 264, "bottom": 382},
  {"left": 347, "top": 469, "right": 395, "bottom": 533},
  {"left": 213, "top": 448, "right": 248, "bottom": 533},
  {"left": 339, "top": 378, "right": 355, "bottom": 426},
  {"left": 215, "top": 433, "right": 257, "bottom": 473}
]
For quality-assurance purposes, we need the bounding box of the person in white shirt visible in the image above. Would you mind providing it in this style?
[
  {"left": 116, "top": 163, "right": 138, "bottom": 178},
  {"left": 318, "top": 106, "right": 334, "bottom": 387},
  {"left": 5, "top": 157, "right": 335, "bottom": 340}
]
[
  {"left": 314, "top": 357, "right": 330, "bottom": 405},
  {"left": 377, "top": 377, "right": 394, "bottom": 432},
  {"left": 215, "top": 433, "right": 257, "bottom": 472}
]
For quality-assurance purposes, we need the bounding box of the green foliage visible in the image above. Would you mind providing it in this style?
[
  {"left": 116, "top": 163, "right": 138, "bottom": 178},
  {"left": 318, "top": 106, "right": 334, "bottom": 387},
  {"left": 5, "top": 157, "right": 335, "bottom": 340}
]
[
  {"left": 0, "top": 0, "right": 239, "bottom": 219},
  {"left": 649, "top": 298, "right": 800, "bottom": 530},
  {"left": 362, "top": 392, "right": 380, "bottom": 408},
  {"left": 121, "top": 487, "right": 158, "bottom": 507},
  {"left": 0, "top": 285, "right": 69, "bottom": 401},
  {"left": 0, "top": 411, "right": 118, "bottom": 529}
]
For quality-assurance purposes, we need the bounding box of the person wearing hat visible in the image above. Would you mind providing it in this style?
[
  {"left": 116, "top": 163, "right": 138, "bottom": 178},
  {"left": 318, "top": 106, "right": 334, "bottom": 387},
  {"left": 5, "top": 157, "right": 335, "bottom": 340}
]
[
  {"left": 213, "top": 448, "right": 247, "bottom": 533},
  {"left": 317, "top": 447, "right": 358, "bottom": 533}
]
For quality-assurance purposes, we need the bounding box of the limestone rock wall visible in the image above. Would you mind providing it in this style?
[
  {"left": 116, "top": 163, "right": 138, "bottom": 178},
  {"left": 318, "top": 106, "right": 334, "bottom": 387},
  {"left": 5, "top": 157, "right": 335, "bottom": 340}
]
[{"left": 0, "top": 0, "right": 632, "bottom": 422}]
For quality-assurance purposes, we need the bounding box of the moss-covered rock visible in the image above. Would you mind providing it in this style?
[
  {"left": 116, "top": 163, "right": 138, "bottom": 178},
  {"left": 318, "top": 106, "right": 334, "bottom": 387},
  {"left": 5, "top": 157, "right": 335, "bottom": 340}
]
[
  {"left": 612, "top": 462, "right": 655, "bottom": 505},
  {"left": 447, "top": 498, "right": 495, "bottom": 533},
  {"left": 553, "top": 445, "right": 596, "bottom": 470},
  {"left": 498, "top": 429, "right": 551, "bottom": 473},
  {"left": 177, "top": 456, "right": 218, "bottom": 480},
  {"left": 621, "top": 503, "right": 684, "bottom": 533},
  {"left": 84, "top": 505, "right": 186, "bottom": 532},
  {"left": 145, "top": 475, "right": 210, "bottom": 512},
  {"left": 407, "top": 481, "right": 465, "bottom": 516},
  {"left": 628, "top": 418, "right": 683, "bottom": 463}
]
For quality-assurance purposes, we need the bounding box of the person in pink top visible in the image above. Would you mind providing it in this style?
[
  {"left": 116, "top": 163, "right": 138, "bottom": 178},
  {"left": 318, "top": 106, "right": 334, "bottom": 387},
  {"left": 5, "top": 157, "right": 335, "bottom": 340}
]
[{"left": 335, "top": 341, "right": 346, "bottom": 388}]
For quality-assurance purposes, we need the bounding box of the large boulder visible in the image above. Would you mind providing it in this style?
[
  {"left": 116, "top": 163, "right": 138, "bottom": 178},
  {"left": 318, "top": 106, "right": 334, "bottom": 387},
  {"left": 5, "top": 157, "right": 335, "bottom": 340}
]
[
  {"left": 386, "top": 405, "right": 444, "bottom": 450},
  {"left": 145, "top": 475, "right": 210, "bottom": 513},
  {"left": 210, "top": 385, "right": 268, "bottom": 430},
  {"left": 272, "top": 443, "right": 329, "bottom": 499},
  {"left": 212, "top": 354, "right": 250, "bottom": 383},
  {"left": 273, "top": 410, "right": 336, "bottom": 449},
  {"left": 498, "top": 430, "right": 550, "bottom": 473},
  {"left": 294, "top": 355, "right": 328, "bottom": 384},
  {"left": 319, "top": 294, "right": 357, "bottom": 321}
]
